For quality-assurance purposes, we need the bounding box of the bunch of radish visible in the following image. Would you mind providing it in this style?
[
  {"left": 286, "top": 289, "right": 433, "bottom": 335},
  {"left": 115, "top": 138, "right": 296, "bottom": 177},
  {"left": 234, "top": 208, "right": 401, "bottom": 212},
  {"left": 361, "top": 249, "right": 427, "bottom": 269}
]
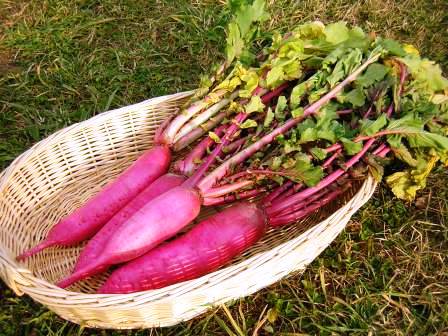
[{"left": 17, "top": 0, "right": 448, "bottom": 294}]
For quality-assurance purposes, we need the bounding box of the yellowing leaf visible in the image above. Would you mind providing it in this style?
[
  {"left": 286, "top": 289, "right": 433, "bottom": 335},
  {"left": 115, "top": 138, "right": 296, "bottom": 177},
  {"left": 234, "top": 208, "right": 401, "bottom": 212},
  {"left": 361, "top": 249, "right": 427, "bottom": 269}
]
[
  {"left": 213, "top": 76, "right": 242, "bottom": 92},
  {"left": 208, "top": 131, "right": 221, "bottom": 143},
  {"left": 240, "top": 119, "right": 257, "bottom": 128},
  {"left": 267, "top": 308, "right": 278, "bottom": 324},
  {"left": 245, "top": 95, "right": 265, "bottom": 114},
  {"left": 403, "top": 44, "right": 420, "bottom": 56},
  {"left": 386, "top": 155, "right": 438, "bottom": 200},
  {"left": 266, "top": 66, "right": 285, "bottom": 88}
]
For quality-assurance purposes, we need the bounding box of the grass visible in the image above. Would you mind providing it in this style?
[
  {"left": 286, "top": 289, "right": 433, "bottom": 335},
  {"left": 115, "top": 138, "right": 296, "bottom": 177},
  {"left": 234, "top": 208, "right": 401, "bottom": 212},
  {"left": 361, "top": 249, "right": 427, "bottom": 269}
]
[{"left": 0, "top": 0, "right": 447, "bottom": 334}]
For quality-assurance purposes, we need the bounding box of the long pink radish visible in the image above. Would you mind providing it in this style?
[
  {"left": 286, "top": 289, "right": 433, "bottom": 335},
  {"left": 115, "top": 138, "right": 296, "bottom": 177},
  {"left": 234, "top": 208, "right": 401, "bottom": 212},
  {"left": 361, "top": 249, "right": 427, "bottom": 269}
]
[
  {"left": 56, "top": 185, "right": 201, "bottom": 287},
  {"left": 98, "top": 202, "right": 267, "bottom": 293},
  {"left": 17, "top": 145, "right": 171, "bottom": 260},
  {"left": 97, "top": 143, "right": 387, "bottom": 294},
  {"left": 57, "top": 173, "right": 186, "bottom": 288}
]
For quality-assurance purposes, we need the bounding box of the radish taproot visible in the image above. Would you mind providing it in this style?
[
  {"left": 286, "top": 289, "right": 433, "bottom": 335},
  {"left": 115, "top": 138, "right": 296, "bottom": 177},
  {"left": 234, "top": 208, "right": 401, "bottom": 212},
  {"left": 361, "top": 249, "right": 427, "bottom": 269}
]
[
  {"left": 55, "top": 185, "right": 201, "bottom": 287},
  {"left": 98, "top": 143, "right": 392, "bottom": 293},
  {"left": 97, "top": 186, "right": 349, "bottom": 294},
  {"left": 17, "top": 145, "right": 171, "bottom": 260},
  {"left": 98, "top": 202, "right": 267, "bottom": 293},
  {"left": 57, "top": 173, "right": 186, "bottom": 288}
]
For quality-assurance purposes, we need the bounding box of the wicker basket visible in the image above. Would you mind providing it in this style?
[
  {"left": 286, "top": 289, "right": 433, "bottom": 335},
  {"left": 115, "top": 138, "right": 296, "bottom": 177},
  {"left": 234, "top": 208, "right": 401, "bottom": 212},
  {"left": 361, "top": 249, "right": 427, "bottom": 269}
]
[{"left": 0, "top": 91, "right": 377, "bottom": 329}]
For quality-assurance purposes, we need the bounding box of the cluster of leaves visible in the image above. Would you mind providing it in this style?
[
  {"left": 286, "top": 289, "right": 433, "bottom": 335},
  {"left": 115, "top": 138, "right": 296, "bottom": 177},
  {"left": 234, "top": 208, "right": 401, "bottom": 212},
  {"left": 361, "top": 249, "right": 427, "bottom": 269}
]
[{"left": 187, "top": 1, "right": 448, "bottom": 201}]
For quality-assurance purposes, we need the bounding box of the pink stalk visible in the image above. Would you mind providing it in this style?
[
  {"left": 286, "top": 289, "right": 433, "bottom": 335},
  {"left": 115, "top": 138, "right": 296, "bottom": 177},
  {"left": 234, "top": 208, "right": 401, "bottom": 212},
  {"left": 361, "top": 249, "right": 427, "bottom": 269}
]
[
  {"left": 325, "top": 143, "right": 343, "bottom": 153},
  {"left": 262, "top": 180, "right": 293, "bottom": 205},
  {"left": 174, "top": 91, "right": 239, "bottom": 142},
  {"left": 269, "top": 185, "right": 350, "bottom": 227},
  {"left": 386, "top": 60, "right": 407, "bottom": 118},
  {"left": 173, "top": 86, "right": 268, "bottom": 151},
  {"left": 397, "top": 61, "right": 407, "bottom": 97},
  {"left": 203, "top": 180, "right": 254, "bottom": 198},
  {"left": 273, "top": 187, "right": 329, "bottom": 217},
  {"left": 197, "top": 54, "right": 380, "bottom": 193},
  {"left": 363, "top": 90, "right": 381, "bottom": 119},
  {"left": 154, "top": 115, "right": 175, "bottom": 145},
  {"left": 174, "top": 111, "right": 228, "bottom": 151},
  {"left": 161, "top": 89, "right": 228, "bottom": 144},
  {"left": 270, "top": 183, "right": 304, "bottom": 205},
  {"left": 372, "top": 143, "right": 387, "bottom": 155},
  {"left": 174, "top": 125, "right": 227, "bottom": 176},
  {"left": 223, "top": 137, "right": 248, "bottom": 154},
  {"left": 245, "top": 169, "right": 295, "bottom": 178},
  {"left": 184, "top": 83, "right": 290, "bottom": 188},
  {"left": 203, "top": 188, "right": 266, "bottom": 206},
  {"left": 267, "top": 138, "right": 376, "bottom": 215},
  {"left": 322, "top": 150, "right": 342, "bottom": 168},
  {"left": 325, "top": 129, "right": 390, "bottom": 155},
  {"left": 377, "top": 146, "right": 391, "bottom": 157},
  {"left": 386, "top": 103, "right": 394, "bottom": 118}
]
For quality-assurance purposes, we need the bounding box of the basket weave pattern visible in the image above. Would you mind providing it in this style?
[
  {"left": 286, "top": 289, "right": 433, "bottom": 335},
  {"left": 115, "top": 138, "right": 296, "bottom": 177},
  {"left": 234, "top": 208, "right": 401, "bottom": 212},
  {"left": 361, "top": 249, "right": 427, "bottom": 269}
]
[{"left": 0, "top": 91, "right": 377, "bottom": 328}]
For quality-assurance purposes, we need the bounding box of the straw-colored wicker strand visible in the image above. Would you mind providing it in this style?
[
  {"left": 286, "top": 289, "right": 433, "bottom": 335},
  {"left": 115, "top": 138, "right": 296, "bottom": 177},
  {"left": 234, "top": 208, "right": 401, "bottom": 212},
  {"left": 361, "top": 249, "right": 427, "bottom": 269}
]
[{"left": 0, "top": 91, "right": 377, "bottom": 329}]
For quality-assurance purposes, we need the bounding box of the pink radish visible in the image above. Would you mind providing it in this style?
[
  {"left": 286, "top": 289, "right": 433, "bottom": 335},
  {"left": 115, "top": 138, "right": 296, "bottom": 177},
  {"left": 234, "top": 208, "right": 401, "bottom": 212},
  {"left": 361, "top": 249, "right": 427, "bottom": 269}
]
[
  {"left": 97, "top": 142, "right": 390, "bottom": 294},
  {"left": 17, "top": 145, "right": 171, "bottom": 260},
  {"left": 98, "top": 202, "right": 267, "bottom": 293},
  {"left": 97, "top": 181, "right": 350, "bottom": 294},
  {"left": 57, "top": 56, "right": 381, "bottom": 289},
  {"left": 55, "top": 185, "right": 201, "bottom": 287},
  {"left": 57, "top": 173, "right": 186, "bottom": 288}
]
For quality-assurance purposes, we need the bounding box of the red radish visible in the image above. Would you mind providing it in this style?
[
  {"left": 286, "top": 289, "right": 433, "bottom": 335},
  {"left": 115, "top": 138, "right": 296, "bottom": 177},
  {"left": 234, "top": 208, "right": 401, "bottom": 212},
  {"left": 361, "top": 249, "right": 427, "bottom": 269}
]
[
  {"left": 17, "top": 145, "right": 171, "bottom": 260},
  {"left": 55, "top": 185, "right": 201, "bottom": 287},
  {"left": 56, "top": 57, "right": 379, "bottom": 288},
  {"left": 57, "top": 173, "right": 186, "bottom": 288},
  {"left": 98, "top": 143, "right": 391, "bottom": 294},
  {"left": 97, "top": 180, "right": 352, "bottom": 294},
  {"left": 98, "top": 202, "right": 267, "bottom": 293}
]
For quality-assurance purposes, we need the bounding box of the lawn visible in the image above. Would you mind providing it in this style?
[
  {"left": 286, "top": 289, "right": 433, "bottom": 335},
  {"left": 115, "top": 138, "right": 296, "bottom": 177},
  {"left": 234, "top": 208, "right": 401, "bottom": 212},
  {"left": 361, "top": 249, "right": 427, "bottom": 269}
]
[{"left": 1, "top": 0, "right": 447, "bottom": 334}]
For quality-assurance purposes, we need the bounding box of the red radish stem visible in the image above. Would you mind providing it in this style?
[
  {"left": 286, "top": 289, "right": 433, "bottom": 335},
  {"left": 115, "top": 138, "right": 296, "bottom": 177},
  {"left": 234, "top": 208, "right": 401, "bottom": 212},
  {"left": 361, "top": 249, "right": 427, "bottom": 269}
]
[
  {"left": 174, "top": 125, "right": 228, "bottom": 176},
  {"left": 336, "top": 109, "right": 353, "bottom": 115},
  {"left": 17, "top": 145, "right": 171, "bottom": 260},
  {"left": 269, "top": 186, "right": 350, "bottom": 227},
  {"left": 262, "top": 181, "right": 294, "bottom": 205},
  {"left": 222, "top": 136, "right": 249, "bottom": 154},
  {"left": 386, "top": 103, "right": 394, "bottom": 117},
  {"left": 266, "top": 138, "right": 376, "bottom": 215},
  {"left": 184, "top": 82, "right": 290, "bottom": 189},
  {"left": 57, "top": 173, "right": 186, "bottom": 288},
  {"left": 174, "top": 88, "right": 268, "bottom": 144},
  {"left": 203, "top": 188, "right": 266, "bottom": 206},
  {"left": 203, "top": 180, "right": 255, "bottom": 198},
  {"left": 363, "top": 90, "right": 381, "bottom": 119},
  {"left": 272, "top": 183, "right": 304, "bottom": 204},
  {"left": 174, "top": 110, "right": 229, "bottom": 150},
  {"left": 323, "top": 150, "right": 342, "bottom": 168},
  {"left": 196, "top": 54, "right": 381, "bottom": 193},
  {"left": 174, "top": 91, "right": 240, "bottom": 142},
  {"left": 386, "top": 60, "right": 407, "bottom": 118},
  {"left": 272, "top": 143, "right": 389, "bottom": 218},
  {"left": 161, "top": 89, "right": 229, "bottom": 145}
]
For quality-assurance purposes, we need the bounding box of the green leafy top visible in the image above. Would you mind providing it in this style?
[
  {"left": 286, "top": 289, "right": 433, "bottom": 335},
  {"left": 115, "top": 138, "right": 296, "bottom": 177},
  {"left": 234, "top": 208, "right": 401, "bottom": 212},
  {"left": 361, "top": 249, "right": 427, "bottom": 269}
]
[{"left": 225, "top": 0, "right": 269, "bottom": 65}]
